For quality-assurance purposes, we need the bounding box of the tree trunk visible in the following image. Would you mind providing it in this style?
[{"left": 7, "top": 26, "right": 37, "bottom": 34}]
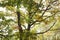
[
  {"left": 16, "top": 11, "right": 23, "bottom": 40},
  {"left": 24, "top": 32, "right": 30, "bottom": 40},
  {"left": 19, "top": 32, "right": 23, "bottom": 40}
]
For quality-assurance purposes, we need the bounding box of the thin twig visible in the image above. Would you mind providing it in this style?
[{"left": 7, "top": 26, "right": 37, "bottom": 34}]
[{"left": 33, "top": 19, "right": 56, "bottom": 34}]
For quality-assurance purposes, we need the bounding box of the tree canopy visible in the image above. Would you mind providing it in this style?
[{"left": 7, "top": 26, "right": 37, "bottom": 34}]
[{"left": 0, "top": 0, "right": 60, "bottom": 40}]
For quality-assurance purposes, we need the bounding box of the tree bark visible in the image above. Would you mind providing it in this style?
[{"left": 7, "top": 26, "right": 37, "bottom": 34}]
[{"left": 16, "top": 11, "right": 23, "bottom": 40}]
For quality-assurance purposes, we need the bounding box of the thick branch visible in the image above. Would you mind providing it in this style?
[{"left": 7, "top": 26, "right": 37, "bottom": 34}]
[
  {"left": 27, "top": 13, "right": 32, "bottom": 31},
  {"left": 16, "top": 11, "right": 23, "bottom": 32}
]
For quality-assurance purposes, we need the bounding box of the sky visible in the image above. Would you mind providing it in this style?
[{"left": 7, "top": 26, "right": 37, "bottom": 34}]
[{"left": 0, "top": 7, "right": 6, "bottom": 12}]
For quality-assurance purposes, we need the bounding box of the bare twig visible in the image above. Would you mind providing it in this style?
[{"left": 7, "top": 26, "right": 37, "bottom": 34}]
[
  {"left": 22, "top": 25, "right": 26, "bottom": 29},
  {"left": 41, "top": 0, "right": 58, "bottom": 17},
  {"left": 30, "top": 13, "right": 56, "bottom": 27},
  {"left": 30, "top": 0, "right": 58, "bottom": 28},
  {"left": 33, "top": 19, "right": 56, "bottom": 34}
]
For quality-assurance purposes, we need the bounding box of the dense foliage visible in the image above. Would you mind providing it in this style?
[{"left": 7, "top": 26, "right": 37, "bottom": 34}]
[{"left": 0, "top": 0, "right": 60, "bottom": 40}]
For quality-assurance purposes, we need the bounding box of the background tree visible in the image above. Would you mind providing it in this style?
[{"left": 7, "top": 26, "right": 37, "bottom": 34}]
[{"left": 0, "top": 0, "right": 60, "bottom": 40}]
